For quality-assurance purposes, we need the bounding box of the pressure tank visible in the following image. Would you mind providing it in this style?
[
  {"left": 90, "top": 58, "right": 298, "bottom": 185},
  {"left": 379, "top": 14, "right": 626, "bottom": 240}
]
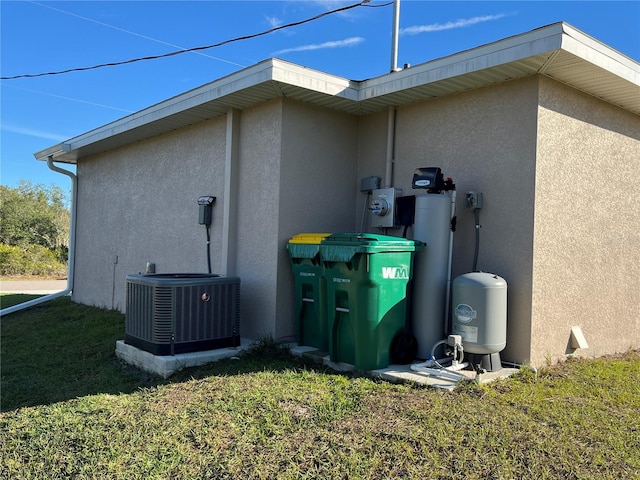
[
  {"left": 451, "top": 272, "right": 507, "bottom": 355},
  {"left": 411, "top": 193, "right": 452, "bottom": 358}
]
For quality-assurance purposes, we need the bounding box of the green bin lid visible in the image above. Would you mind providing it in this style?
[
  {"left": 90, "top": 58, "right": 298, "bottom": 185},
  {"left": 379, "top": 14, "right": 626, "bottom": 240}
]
[
  {"left": 287, "top": 233, "right": 331, "bottom": 258},
  {"left": 287, "top": 243, "right": 321, "bottom": 259},
  {"left": 319, "top": 233, "right": 424, "bottom": 262}
]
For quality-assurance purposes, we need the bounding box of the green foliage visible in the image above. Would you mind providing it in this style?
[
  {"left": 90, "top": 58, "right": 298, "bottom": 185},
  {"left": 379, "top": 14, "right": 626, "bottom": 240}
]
[
  {"left": 0, "top": 243, "right": 67, "bottom": 277},
  {"left": 0, "top": 181, "right": 70, "bottom": 251},
  {"left": 0, "top": 181, "right": 70, "bottom": 275}
]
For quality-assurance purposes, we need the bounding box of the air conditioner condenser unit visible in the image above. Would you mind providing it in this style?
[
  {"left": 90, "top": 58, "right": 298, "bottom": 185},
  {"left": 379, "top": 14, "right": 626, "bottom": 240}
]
[{"left": 125, "top": 273, "right": 240, "bottom": 355}]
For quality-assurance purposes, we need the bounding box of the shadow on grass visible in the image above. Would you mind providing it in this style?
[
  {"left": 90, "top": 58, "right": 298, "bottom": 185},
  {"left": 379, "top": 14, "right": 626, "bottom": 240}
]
[{"left": 1, "top": 295, "right": 332, "bottom": 412}]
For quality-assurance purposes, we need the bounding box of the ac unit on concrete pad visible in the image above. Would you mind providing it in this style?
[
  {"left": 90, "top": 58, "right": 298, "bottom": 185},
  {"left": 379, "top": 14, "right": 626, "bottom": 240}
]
[{"left": 125, "top": 273, "right": 240, "bottom": 355}]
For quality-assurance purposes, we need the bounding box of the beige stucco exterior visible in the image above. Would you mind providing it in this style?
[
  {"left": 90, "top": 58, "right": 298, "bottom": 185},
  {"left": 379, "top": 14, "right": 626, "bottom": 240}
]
[
  {"left": 74, "top": 117, "right": 228, "bottom": 311},
  {"left": 36, "top": 23, "right": 639, "bottom": 367},
  {"left": 532, "top": 77, "right": 640, "bottom": 365}
]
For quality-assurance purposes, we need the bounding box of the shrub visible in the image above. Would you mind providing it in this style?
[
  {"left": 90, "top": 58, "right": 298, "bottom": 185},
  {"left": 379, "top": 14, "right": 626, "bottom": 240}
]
[{"left": 0, "top": 243, "right": 67, "bottom": 277}]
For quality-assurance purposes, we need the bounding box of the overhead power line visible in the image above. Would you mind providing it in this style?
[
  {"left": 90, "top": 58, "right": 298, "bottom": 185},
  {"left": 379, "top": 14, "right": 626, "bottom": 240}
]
[{"left": 2, "top": 0, "right": 387, "bottom": 81}]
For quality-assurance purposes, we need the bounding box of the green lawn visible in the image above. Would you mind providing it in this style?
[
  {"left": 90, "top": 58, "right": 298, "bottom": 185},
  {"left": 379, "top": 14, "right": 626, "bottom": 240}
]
[{"left": 1, "top": 295, "right": 639, "bottom": 479}]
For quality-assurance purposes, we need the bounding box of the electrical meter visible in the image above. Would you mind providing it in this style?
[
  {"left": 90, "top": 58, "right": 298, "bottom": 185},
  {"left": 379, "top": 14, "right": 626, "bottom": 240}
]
[{"left": 370, "top": 188, "right": 400, "bottom": 228}]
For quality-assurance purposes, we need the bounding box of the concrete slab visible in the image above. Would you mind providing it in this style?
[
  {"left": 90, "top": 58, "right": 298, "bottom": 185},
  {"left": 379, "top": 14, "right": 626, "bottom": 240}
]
[
  {"left": 116, "top": 339, "right": 519, "bottom": 387},
  {"left": 291, "top": 344, "right": 519, "bottom": 390},
  {"left": 116, "top": 338, "right": 252, "bottom": 378}
]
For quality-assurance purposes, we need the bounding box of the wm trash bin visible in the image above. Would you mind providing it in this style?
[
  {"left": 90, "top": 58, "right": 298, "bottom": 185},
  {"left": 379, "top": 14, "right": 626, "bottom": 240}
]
[
  {"left": 286, "top": 233, "right": 331, "bottom": 350},
  {"left": 319, "top": 233, "right": 424, "bottom": 370}
]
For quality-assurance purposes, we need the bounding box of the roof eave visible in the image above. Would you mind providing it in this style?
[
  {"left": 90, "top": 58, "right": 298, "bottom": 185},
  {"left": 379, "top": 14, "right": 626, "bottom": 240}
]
[{"left": 35, "top": 22, "right": 639, "bottom": 164}]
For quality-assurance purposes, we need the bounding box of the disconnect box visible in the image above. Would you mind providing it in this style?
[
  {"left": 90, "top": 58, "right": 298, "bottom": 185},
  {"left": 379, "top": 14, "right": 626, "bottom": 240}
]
[{"left": 370, "top": 188, "right": 401, "bottom": 228}]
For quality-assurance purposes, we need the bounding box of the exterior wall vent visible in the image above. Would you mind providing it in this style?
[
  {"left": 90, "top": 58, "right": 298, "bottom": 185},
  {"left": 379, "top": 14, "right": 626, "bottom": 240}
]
[{"left": 125, "top": 273, "right": 240, "bottom": 355}]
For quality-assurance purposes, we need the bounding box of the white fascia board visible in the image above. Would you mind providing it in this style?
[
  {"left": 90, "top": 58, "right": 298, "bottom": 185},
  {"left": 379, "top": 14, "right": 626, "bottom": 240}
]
[
  {"left": 270, "top": 59, "right": 359, "bottom": 100},
  {"left": 358, "top": 23, "right": 566, "bottom": 100},
  {"left": 560, "top": 23, "right": 640, "bottom": 85}
]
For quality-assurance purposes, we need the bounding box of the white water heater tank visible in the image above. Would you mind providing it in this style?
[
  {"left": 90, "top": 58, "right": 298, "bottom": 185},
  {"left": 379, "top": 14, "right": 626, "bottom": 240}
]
[{"left": 451, "top": 272, "right": 507, "bottom": 355}]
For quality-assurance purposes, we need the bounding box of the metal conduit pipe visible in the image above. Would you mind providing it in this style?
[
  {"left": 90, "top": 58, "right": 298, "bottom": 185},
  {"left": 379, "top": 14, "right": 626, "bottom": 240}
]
[
  {"left": 0, "top": 157, "right": 77, "bottom": 316},
  {"left": 384, "top": 106, "right": 397, "bottom": 188}
]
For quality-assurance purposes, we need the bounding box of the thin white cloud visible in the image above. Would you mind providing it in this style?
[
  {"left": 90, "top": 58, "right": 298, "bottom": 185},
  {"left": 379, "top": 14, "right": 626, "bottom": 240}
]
[
  {"left": 273, "top": 36, "right": 364, "bottom": 55},
  {"left": 5, "top": 85, "right": 135, "bottom": 113},
  {"left": 401, "top": 14, "right": 507, "bottom": 35},
  {"left": 266, "top": 15, "right": 283, "bottom": 28},
  {"left": 308, "top": 0, "right": 360, "bottom": 18},
  {"left": 2, "top": 124, "right": 70, "bottom": 142},
  {"left": 29, "top": 0, "right": 246, "bottom": 67}
]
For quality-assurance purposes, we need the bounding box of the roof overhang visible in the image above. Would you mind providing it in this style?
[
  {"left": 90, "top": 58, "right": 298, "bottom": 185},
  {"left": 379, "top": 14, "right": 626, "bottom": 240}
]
[{"left": 36, "top": 22, "right": 639, "bottom": 164}]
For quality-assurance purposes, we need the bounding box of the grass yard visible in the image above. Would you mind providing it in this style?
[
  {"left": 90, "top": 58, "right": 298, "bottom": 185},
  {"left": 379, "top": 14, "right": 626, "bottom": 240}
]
[{"left": 1, "top": 295, "right": 639, "bottom": 479}]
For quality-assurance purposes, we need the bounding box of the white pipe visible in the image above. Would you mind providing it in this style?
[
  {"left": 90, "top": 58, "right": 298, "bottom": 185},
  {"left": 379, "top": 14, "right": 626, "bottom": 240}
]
[
  {"left": 384, "top": 106, "right": 396, "bottom": 188},
  {"left": 390, "top": 0, "right": 400, "bottom": 72},
  {"left": 222, "top": 108, "right": 240, "bottom": 275},
  {"left": 443, "top": 190, "right": 456, "bottom": 333},
  {"left": 0, "top": 157, "right": 77, "bottom": 316},
  {"left": 410, "top": 364, "right": 466, "bottom": 381}
]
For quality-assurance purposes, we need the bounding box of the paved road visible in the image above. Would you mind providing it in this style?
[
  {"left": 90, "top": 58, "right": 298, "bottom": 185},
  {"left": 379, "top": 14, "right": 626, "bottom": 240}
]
[{"left": 0, "top": 279, "right": 68, "bottom": 294}]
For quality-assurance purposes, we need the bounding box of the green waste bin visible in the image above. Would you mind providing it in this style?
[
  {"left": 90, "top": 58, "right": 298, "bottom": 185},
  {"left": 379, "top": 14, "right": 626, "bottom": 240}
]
[
  {"left": 286, "top": 233, "right": 331, "bottom": 350},
  {"left": 320, "top": 233, "right": 424, "bottom": 370}
]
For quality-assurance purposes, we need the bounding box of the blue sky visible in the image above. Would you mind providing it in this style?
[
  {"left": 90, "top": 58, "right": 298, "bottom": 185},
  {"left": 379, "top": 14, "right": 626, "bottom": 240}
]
[{"left": 1, "top": 0, "right": 639, "bottom": 197}]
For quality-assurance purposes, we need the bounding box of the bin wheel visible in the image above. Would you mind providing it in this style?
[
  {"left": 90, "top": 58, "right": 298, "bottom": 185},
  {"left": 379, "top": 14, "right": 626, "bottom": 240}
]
[{"left": 390, "top": 332, "right": 418, "bottom": 365}]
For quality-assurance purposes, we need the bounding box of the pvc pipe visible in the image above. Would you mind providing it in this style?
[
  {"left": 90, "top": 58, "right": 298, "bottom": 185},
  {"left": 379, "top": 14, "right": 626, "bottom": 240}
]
[
  {"left": 0, "top": 157, "right": 77, "bottom": 316},
  {"left": 444, "top": 190, "right": 456, "bottom": 334},
  {"left": 431, "top": 339, "right": 447, "bottom": 360},
  {"left": 410, "top": 364, "right": 466, "bottom": 381},
  {"left": 390, "top": 0, "right": 400, "bottom": 72}
]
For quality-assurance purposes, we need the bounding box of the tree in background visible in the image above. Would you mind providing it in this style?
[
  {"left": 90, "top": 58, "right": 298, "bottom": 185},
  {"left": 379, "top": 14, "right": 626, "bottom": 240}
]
[{"left": 0, "top": 181, "right": 70, "bottom": 276}]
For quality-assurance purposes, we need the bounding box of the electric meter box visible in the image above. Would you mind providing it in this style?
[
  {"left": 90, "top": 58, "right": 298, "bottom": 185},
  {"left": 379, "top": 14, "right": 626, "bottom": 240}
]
[{"left": 370, "top": 188, "right": 401, "bottom": 228}]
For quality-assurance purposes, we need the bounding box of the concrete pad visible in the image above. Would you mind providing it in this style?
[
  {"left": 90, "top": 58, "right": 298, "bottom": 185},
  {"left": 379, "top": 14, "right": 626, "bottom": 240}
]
[
  {"left": 289, "top": 345, "right": 320, "bottom": 357},
  {"left": 291, "top": 344, "right": 519, "bottom": 390},
  {"left": 116, "top": 338, "right": 252, "bottom": 378}
]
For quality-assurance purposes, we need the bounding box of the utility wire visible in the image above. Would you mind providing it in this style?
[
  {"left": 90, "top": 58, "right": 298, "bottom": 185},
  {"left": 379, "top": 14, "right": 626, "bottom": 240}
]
[
  {"left": 28, "top": 0, "right": 245, "bottom": 67},
  {"left": 2, "top": 0, "right": 383, "bottom": 80}
]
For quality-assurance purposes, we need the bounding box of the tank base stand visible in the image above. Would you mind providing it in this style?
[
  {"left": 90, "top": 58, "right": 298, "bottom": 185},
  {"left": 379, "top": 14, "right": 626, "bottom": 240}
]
[{"left": 468, "top": 352, "right": 502, "bottom": 373}]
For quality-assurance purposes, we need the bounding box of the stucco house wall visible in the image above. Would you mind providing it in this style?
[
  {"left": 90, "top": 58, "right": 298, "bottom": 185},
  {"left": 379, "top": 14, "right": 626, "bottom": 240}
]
[
  {"left": 233, "top": 98, "right": 359, "bottom": 340},
  {"left": 73, "top": 117, "right": 227, "bottom": 311},
  {"left": 532, "top": 76, "right": 640, "bottom": 365}
]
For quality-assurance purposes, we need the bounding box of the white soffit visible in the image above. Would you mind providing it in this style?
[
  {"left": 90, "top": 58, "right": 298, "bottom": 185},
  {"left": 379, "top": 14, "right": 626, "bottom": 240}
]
[{"left": 35, "top": 22, "right": 639, "bottom": 164}]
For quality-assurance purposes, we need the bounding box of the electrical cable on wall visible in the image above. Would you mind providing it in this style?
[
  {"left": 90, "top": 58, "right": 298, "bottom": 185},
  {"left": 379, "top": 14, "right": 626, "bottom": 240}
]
[
  {"left": 473, "top": 207, "right": 481, "bottom": 272},
  {"left": 206, "top": 224, "right": 212, "bottom": 274},
  {"left": 1, "top": 1, "right": 391, "bottom": 80}
]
